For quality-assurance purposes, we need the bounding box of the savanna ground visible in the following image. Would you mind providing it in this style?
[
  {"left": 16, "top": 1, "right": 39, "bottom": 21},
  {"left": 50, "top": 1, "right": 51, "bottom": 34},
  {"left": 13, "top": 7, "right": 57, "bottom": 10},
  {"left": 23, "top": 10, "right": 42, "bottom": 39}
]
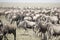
[{"left": 0, "top": 15, "right": 41, "bottom": 40}]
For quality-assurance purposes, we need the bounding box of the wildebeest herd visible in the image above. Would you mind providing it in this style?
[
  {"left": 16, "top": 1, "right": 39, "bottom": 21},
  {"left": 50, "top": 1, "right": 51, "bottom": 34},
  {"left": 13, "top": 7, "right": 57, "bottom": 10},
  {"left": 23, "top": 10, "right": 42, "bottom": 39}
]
[{"left": 0, "top": 7, "right": 60, "bottom": 40}]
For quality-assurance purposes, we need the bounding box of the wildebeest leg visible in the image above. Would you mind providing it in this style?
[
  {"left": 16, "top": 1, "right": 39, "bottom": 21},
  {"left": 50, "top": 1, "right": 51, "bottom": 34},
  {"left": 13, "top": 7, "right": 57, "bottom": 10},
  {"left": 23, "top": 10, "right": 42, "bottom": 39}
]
[
  {"left": 33, "top": 26, "right": 41, "bottom": 37},
  {"left": 44, "top": 33, "right": 47, "bottom": 40},
  {"left": 23, "top": 27, "right": 27, "bottom": 33},
  {"left": 33, "top": 25, "right": 38, "bottom": 33},
  {"left": 13, "top": 29, "right": 16, "bottom": 40},
  {"left": 5, "top": 14, "right": 9, "bottom": 20},
  {"left": 33, "top": 28, "right": 40, "bottom": 37},
  {"left": 24, "top": 22, "right": 28, "bottom": 32},
  {"left": 41, "top": 33, "right": 46, "bottom": 40},
  {"left": 46, "top": 31, "right": 50, "bottom": 40},
  {"left": 0, "top": 36, "right": 3, "bottom": 40},
  {"left": 55, "top": 35, "right": 58, "bottom": 40},
  {"left": 45, "top": 31, "right": 49, "bottom": 40},
  {"left": 4, "top": 34, "right": 8, "bottom": 40},
  {"left": 41, "top": 33, "right": 44, "bottom": 40},
  {"left": 0, "top": 38, "right": 2, "bottom": 40},
  {"left": 16, "top": 20, "right": 20, "bottom": 27},
  {"left": 50, "top": 29, "right": 54, "bottom": 40},
  {"left": 10, "top": 19, "right": 13, "bottom": 24}
]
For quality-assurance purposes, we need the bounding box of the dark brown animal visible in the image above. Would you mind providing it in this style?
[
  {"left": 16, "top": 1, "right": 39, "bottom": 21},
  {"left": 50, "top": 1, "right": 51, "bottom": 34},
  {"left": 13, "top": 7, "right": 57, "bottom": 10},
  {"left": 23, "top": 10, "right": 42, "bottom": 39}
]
[
  {"left": 0, "top": 20, "right": 3, "bottom": 40},
  {"left": 3, "top": 24, "right": 17, "bottom": 40},
  {"left": 36, "top": 16, "right": 50, "bottom": 40}
]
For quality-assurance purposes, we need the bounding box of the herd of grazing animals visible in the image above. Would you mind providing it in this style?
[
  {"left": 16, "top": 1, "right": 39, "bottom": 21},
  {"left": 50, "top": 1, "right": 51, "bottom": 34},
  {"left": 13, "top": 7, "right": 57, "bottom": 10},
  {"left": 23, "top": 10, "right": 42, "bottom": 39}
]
[{"left": 0, "top": 7, "right": 60, "bottom": 40}]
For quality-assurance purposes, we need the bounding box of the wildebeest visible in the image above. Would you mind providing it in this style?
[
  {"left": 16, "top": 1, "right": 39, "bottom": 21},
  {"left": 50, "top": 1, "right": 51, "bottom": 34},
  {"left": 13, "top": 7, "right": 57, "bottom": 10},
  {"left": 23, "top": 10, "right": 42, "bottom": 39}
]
[
  {"left": 0, "top": 20, "right": 3, "bottom": 40},
  {"left": 3, "top": 23, "right": 17, "bottom": 40},
  {"left": 5, "top": 13, "right": 21, "bottom": 26},
  {"left": 48, "top": 24, "right": 60, "bottom": 40},
  {"left": 57, "top": 13, "right": 60, "bottom": 24},
  {"left": 5, "top": 9, "right": 25, "bottom": 26},
  {"left": 0, "top": 20, "right": 17, "bottom": 40},
  {"left": 18, "top": 20, "right": 37, "bottom": 32},
  {"left": 0, "top": 9, "right": 6, "bottom": 16},
  {"left": 9, "top": 13, "right": 25, "bottom": 27},
  {"left": 35, "top": 15, "right": 50, "bottom": 40},
  {"left": 49, "top": 16, "right": 58, "bottom": 24},
  {"left": 17, "top": 21, "right": 27, "bottom": 30},
  {"left": 24, "top": 16, "right": 33, "bottom": 21}
]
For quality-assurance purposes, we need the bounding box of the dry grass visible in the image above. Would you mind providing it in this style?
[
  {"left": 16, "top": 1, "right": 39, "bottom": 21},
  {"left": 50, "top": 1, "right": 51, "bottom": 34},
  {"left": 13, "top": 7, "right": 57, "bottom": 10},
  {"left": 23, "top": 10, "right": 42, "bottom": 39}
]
[{"left": 5, "top": 29, "right": 40, "bottom": 40}]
